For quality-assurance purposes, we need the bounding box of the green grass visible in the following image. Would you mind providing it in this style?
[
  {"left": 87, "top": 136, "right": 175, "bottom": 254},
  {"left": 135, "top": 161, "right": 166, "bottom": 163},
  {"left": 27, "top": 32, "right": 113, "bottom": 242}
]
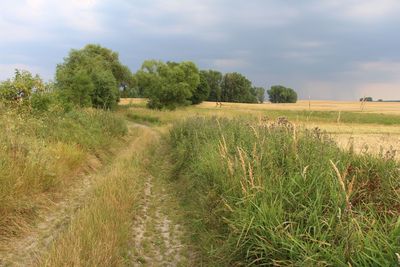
[
  {"left": 164, "top": 116, "right": 400, "bottom": 266},
  {"left": 0, "top": 106, "right": 127, "bottom": 238},
  {"left": 125, "top": 112, "right": 161, "bottom": 125}
]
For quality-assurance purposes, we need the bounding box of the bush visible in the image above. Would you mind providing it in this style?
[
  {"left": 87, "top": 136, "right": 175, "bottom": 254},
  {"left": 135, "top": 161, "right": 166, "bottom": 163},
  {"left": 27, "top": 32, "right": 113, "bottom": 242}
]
[
  {"left": 0, "top": 69, "right": 45, "bottom": 104},
  {"left": 267, "top": 85, "right": 298, "bottom": 103},
  {"left": 30, "top": 92, "right": 53, "bottom": 112}
]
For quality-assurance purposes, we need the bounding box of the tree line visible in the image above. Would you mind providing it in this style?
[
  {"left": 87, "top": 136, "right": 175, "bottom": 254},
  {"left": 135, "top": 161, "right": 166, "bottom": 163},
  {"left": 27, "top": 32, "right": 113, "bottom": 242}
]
[{"left": 0, "top": 44, "right": 297, "bottom": 111}]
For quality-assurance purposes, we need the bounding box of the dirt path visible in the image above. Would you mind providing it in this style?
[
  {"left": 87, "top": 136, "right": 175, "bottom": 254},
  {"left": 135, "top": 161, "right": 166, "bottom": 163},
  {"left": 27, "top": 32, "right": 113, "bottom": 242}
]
[
  {"left": 0, "top": 123, "right": 194, "bottom": 266},
  {"left": 129, "top": 128, "right": 194, "bottom": 266}
]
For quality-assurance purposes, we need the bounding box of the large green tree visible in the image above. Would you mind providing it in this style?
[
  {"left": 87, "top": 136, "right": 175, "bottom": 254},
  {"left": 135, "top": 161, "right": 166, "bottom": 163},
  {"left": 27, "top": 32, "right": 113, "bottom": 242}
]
[
  {"left": 191, "top": 71, "right": 210, "bottom": 104},
  {"left": 55, "top": 44, "right": 133, "bottom": 109},
  {"left": 267, "top": 85, "right": 298, "bottom": 103},
  {"left": 202, "top": 70, "right": 222, "bottom": 102},
  {"left": 136, "top": 60, "right": 200, "bottom": 109},
  {"left": 221, "top": 72, "right": 258, "bottom": 103}
]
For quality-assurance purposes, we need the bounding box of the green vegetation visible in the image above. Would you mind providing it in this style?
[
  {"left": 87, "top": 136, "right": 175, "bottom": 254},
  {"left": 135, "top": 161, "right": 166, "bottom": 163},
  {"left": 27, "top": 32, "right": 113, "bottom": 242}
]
[
  {"left": 0, "top": 104, "right": 127, "bottom": 238},
  {"left": 56, "top": 44, "right": 134, "bottom": 109},
  {"left": 165, "top": 117, "right": 400, "bottom": 266},
  {"left": 268, "top": 85, "right": 298, "bottom": 103},
  {"left": 136, "top": 60, "right": 200, "bottom": 110},
  {"left": 191, "top": 70, "right": 211, "bottom": 104},
  {"left": 0, "top": 69, "right": 46, "bottom": 104},
  {"left": 202, "top": 70, "right": 223, "bottom": 102},
  {"left": 125, "top": 113, "right": 161, "bottom": 125},
  {"left": 220, "top": 72, "right": 264, "bottom": 103}
]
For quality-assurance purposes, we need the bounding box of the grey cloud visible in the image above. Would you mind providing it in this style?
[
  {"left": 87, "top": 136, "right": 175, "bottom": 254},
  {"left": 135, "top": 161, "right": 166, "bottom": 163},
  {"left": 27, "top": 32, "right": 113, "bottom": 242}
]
[{"left": 1, "top": 0, "right": 400, "bottom": 100}]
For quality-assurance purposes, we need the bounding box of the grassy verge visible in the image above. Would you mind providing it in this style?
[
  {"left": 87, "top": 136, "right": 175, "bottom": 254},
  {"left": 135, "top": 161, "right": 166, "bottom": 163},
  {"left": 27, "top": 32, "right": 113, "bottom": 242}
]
[
  {"left": 165, "top": 116, "right": 400, "bottom": 266},
  {"left": 0, "top": 107, "right": 127, "bottom": 239}
]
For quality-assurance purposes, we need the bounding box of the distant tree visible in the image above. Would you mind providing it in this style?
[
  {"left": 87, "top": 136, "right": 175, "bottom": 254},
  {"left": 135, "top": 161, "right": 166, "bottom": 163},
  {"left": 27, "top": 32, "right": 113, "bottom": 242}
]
[
  {"left": 137, "top": 60, "right": 200, "bottom": 110},
  {"left": 253, "top": 86, "right": 266, "bottom": 103},
  {"left": 359, "top": 97, "right": 373, "bottom": 102},
  {"left": 202, "top": 70, "right": 222, "bottom": 102},
  {"left": 55, "top": 44, "right": 132, "bottom": 109},
  {"left": 0, "top": 69, "right": 45, "bottom": 103},
  {"left": 221, "top": 72, "right": 257, "bottom": 103},
  {"left": 191, "top": 71, "right": 210, "bottom": 104},
  {"left": 267, "top": 85, "right": 297, "bottom": 103}
]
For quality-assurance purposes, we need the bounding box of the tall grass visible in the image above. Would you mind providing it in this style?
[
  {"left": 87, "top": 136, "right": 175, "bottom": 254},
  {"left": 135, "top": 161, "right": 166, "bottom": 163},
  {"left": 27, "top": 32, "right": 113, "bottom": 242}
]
[
  {"left": 167, "top": 117, "right": 400, "bottom": 266},
  {"left": 0, "top": 107, "right": 127, "bottom": 239}
]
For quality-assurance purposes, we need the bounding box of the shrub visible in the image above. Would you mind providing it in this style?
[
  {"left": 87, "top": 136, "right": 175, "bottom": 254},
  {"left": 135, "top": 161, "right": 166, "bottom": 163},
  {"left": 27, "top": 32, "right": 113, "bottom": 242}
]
[{"left": 267, "top": 85, "right": 298, "bottom": 103}]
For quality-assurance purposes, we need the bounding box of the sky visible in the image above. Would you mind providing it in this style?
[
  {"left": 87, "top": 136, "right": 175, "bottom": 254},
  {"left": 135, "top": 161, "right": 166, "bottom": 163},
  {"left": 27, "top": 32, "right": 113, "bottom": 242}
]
[{"left": 1, "top": 0, "right": 400, "bottom": 100}]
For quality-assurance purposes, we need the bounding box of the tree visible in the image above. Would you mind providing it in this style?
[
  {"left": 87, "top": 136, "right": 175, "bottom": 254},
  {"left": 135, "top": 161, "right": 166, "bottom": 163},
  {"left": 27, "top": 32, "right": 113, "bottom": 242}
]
[
  {"left": 0, "top": 69, "right": 45, "bottom": 103},
  {"left": 267, "top": 85, "right": 297, "bottom": 103},
  {"left": 55, "top": 44, "right": 131, "bottom": 109},
  {"left": 202, "top": 70, "right": 222, "bottom": 102},
  {"left": 191, "top": 71, "right": 210, "bottom": 104},
  {"left": 253, "top": 86, "right": 266, "bottom": 103},
  {"left": 136, "top": 60, "right": 200, "bottom": 110},
  {"left": 91, "top": 69, "right": 118, "bottom": 109},
  {"left": 221, "top": 72, "right": 257, "bottom": 103}
]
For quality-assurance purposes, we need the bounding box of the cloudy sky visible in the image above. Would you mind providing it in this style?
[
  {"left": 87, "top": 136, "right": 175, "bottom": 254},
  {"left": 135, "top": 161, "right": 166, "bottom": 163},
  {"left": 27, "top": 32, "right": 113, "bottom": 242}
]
[{"left": 1, "top": 0, "right": 400, "bottom": 100}]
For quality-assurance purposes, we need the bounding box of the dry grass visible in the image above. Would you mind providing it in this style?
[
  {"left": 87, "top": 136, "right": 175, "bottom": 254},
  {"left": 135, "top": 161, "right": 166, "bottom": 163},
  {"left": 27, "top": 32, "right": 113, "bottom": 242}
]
[
  {"left": 120, "top": 98, "right": 400, "bottom": 114},
  {"left": 40, "top": 124, "right": 155, "bottom": 266},
  {"left": 0, "top": 108, "right": 127, "bottom": 264}
]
